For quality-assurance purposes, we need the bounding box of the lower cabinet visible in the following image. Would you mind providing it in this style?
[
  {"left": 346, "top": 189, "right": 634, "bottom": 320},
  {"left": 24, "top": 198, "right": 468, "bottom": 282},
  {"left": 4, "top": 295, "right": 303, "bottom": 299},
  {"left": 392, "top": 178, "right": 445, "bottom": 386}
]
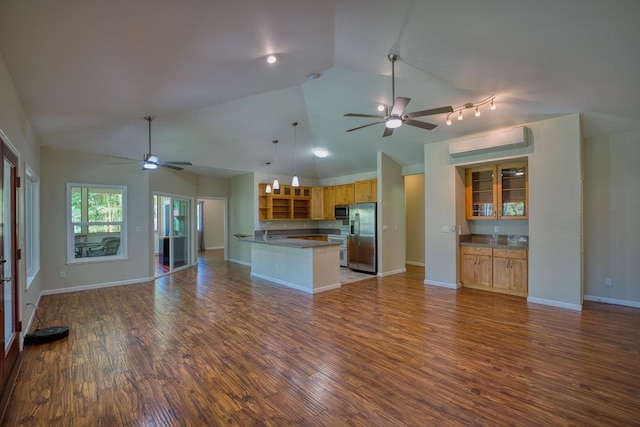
[{"left": 461, "top": 245, "right": 528, "bottom": 296}]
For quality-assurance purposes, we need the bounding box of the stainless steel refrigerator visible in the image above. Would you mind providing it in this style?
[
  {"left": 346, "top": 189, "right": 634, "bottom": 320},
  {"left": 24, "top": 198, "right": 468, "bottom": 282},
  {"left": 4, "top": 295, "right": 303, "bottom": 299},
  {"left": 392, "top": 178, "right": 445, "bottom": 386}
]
[{"left": 347, "top": 202, "right": 377, "bottom": 273}]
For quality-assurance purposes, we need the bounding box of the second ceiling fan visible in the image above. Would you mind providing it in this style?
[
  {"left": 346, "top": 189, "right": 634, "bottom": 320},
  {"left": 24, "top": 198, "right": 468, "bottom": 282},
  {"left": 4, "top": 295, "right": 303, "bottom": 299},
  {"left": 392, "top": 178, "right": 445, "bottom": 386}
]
[{"left": 344, "top": 54, "right": 453, "bottom": 137}]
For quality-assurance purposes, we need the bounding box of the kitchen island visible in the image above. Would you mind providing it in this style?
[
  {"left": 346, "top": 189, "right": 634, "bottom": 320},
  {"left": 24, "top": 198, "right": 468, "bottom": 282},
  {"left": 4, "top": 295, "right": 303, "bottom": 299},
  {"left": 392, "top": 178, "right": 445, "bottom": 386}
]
[{"left": 247, "top": 237, "right": 341, "bottom": 294}]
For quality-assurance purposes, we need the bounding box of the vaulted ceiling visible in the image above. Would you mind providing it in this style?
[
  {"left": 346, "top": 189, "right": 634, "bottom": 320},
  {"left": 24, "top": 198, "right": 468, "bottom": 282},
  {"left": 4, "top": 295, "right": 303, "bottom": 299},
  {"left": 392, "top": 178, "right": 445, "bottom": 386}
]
[{"left": 1, "top": 0, "right": 639, "bottom": 179}]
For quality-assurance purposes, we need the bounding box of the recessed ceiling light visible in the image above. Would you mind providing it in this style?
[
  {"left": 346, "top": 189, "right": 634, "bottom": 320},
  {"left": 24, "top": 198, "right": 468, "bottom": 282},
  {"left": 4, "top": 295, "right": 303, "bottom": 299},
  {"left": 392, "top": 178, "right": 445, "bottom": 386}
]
[
  {"left": 377, "top": 104, "right": 386, "bottom": 112},
  {"left": 313, "top": 148, "right": 329, "bottom": 158},
  {"left": 266, "top": 55, "right": 277, "bottom": 64}
]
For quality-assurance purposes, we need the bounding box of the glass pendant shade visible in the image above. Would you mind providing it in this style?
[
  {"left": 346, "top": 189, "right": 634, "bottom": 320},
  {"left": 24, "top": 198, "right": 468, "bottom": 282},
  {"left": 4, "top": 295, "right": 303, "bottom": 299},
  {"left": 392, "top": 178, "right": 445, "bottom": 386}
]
[
  {"left": 266, "top": 183, "right": 272, "bottom": 193},
  {"left": 292, "top": 175, "right": 299, "bottom": 187},
  {"left": 273, "top": 178, "right": 279, "bottom": 190}
]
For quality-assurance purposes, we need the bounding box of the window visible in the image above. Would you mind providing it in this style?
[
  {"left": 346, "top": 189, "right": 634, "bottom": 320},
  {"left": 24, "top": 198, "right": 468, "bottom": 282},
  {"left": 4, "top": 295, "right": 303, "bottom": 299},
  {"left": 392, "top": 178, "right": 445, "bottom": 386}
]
[
  {"left": 25, "top": 166, "right": 40, "bottom": 287},
  {"left": 67, "top": 184, "right": 127, "bottom": 262}
]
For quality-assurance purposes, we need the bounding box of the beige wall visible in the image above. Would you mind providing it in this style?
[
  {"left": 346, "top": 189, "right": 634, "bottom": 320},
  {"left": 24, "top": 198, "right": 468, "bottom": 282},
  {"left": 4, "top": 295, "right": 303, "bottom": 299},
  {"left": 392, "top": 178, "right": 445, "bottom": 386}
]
[
  {"left": 405, "top": 174, "right": 424, "bottom": 266},
  {"left": 202, "top": 199, "right": 225, "bottom": 249},
  {"left": 0, "top": 51, "right": 42, "bottom": 335},
  {"left": 425, "top": 114, "right": 584, "bottom": 309},
  {"left": 379, "top": 152, "right": 406, "bottom": 275},
  {"left": 41, "top": 148, "right": 152, "bottom": 291},
  {"left": 228, "top": 173, "right": 255, "bottom": 265},
  {"left": 583, "top": 130, "right": 640, "bottom": 305}
]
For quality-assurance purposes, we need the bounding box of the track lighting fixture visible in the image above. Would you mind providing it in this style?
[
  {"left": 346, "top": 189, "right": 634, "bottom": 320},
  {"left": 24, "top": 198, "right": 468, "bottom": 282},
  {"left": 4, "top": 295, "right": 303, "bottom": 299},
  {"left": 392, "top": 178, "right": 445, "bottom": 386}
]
[{"left": 446, "top": 96, "right": 496, "bottom": 126}]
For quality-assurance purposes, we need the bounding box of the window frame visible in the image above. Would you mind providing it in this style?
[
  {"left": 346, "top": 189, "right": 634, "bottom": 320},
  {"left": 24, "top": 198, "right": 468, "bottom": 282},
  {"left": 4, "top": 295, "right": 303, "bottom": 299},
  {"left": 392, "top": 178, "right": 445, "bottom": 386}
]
[
  {"left": 25, "top": 166, "right": 40, "bottom": 286},
  {"left": 66, "top": 183, "right": 127, "bottom": 264}
]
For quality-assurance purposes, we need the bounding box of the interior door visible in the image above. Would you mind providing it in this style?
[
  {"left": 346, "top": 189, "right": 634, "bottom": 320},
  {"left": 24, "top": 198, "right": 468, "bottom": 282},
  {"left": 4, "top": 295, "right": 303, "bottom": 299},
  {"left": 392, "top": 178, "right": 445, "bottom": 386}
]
[{"left": 0, "top": 139, "right": 19, "bottom": 397}]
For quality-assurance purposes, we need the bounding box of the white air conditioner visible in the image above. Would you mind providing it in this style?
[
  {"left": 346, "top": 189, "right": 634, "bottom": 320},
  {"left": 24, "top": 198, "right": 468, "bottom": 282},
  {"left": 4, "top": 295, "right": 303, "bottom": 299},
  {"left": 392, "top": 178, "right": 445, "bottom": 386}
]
[{"left": 449, "top": 125, "right": 529, "bottom": 157}]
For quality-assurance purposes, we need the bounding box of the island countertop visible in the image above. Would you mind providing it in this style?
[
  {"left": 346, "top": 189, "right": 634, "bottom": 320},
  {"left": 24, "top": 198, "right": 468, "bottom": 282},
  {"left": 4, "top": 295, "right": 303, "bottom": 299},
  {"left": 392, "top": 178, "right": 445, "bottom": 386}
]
[{"left": 244, "top": 236, "right": 341, "bottom": 249}]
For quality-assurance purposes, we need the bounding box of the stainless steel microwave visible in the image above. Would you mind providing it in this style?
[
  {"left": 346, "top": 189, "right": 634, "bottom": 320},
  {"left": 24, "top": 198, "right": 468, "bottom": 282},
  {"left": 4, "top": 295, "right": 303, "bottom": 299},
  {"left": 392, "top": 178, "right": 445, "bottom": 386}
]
[{"left": 334, "top": 205, "right": 349, "bottom": 219}]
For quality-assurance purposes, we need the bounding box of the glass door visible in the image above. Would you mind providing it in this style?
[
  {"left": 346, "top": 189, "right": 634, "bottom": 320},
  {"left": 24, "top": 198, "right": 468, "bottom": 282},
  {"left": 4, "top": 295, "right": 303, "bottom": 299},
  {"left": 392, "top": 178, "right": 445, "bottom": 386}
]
[
  {"left": 155, "top": 195, "right": 191, "bottom": 276},
  {"left": 1, "top": 139, "right": 19, "bottom": 398}
]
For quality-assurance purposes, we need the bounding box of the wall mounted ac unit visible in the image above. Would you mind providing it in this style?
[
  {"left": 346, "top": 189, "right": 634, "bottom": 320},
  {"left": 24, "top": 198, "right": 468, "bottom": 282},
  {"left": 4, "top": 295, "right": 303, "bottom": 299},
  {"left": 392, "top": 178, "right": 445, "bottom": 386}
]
[{"left": 449, "top": 125, "right": 529, "bottom": 157}]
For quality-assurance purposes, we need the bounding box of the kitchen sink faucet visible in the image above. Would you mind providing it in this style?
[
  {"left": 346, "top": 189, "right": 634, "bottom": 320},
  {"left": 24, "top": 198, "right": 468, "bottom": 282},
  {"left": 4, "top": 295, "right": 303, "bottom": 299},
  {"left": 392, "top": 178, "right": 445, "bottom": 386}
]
[{"left": 263, "top": 222, "right": 273, "bottom": 241}]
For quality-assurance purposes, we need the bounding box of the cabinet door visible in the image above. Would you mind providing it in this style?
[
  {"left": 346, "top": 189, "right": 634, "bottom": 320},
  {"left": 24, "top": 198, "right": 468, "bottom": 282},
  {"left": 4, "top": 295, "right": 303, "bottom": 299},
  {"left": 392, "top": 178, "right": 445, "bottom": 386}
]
[
  {"left": 345, "top": 183, "right": 355, "bottom": 204},
  {"left": 477, "top": 255, "right": 493, "bottom": 286},
  {"left": 460, "top": 254, "right": 476, "bottom": 285},
  {"left": 323, "top": 186, "right": 335, "bottom": 219},
  {"left": 492, "top": 257, "right": 511, "bottom": 290},
  {"left": 498, "top": 162, "right": 528, "bottom": 219},
  {"left": 311, "top": 187, "right": 324, "bottom": 220},
  {"left": 355, "top": 179, "right": 377, "bottom": 202},
  {"left": 466, "top": 166, "right": 497, "bottom": 219},
  {"left": 509, "top": 258, "right": 528, "bottom": 292}
]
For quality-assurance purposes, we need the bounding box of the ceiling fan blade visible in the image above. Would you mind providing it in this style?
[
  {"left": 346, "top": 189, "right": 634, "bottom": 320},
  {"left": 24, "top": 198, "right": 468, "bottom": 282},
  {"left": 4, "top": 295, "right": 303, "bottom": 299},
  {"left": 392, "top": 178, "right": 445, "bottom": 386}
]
[
  {"left": 405, "top": 105, "right": 453, "bottom": 118},
  {"left": 346, "top": 121, "right": 384, "bottom": 132},
  {"left": 390, "top": 97, "right": 410, "bottom": 116},
  {"left": 404, "top": 118, "right": 438, "bottom": 130},
  {"left": 344, "top": 113, "right": 386, "bottom": 119},
  {"left": 163, "top": 161, "right": 192, "bottom": 166},
  {"left": 160, "top": 163, "right": 184, "bottom": 170},
  {"left": 382, "top": 127, "right": 394, "bottom": 137}
]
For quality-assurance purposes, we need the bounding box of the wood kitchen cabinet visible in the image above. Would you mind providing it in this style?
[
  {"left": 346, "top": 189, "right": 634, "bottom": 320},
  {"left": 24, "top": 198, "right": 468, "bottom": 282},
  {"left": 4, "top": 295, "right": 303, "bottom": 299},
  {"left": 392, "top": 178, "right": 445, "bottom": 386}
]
[
  {"left": 460, "top": 245, "right": 528, "bottom": 297},
  {"left": 311, "top": 187, "right": 324, "bottom": 220},
  {"left": 355, "top": 179, "right": 377, "bottom": 203},
  {"left": 492, "top": 248, "right": 528, "bottom": 294},
  {"left": 460, "top": 246, "right": 493, "bottom": 287},
  {"left": 258, "top": 184, "right": 312, "bottom": 220},
  {"left": 334, "top": 184, "right": 355, "bottom": 205},
  {"left": 465, "top": 161, "right": 528, "bottom": 220},
  {"left": 323, "top": 186, "right": 335, "bottom": 219}
]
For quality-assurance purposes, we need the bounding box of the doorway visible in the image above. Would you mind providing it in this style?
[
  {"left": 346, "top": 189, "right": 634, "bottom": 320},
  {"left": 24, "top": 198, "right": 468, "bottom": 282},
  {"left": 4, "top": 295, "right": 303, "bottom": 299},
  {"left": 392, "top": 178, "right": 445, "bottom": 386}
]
[
  {"left": 154, "top": 194, "right": 192, "bottom": 276},
  {"left": 196, "top": 198, "right": 227, "bottom": 261},
  {"left": 0, "top": 138, "right": 19, "bottom": 401}
]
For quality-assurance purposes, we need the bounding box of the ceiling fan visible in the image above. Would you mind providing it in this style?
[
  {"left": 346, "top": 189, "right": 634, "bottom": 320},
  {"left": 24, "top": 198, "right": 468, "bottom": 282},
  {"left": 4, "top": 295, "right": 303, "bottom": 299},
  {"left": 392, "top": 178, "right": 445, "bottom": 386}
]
[
  {"left": 140, "top": 116, "right": 192, "bottom": 170},
  {"left": 344, "top": 54, "right": 453, "bottom": 137}
]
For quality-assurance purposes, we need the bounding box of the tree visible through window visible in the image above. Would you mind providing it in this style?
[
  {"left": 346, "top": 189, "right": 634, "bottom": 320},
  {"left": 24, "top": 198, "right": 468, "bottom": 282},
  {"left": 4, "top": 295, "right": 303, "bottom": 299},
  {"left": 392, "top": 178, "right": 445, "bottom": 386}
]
[{"left": 68, "top": 184, "right": 126, "bottom": 261}]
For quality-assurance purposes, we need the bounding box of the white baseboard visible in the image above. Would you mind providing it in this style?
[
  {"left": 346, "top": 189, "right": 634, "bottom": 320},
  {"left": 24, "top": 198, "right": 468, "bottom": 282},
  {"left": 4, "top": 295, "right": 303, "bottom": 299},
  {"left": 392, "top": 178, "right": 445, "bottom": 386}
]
[
  {"left": 424, "top": 280, "right": 460, "bottom": 289},
  {"left": 379, "top": 268, "right": 406, "bottom": 277},
  {"left": 205, "top": 246, "right": 224, "bottom": 250},
  {"left": 406, "top": 261, "right": 425, "bottom": 267},
  {"left": 527, "top": 296, "right": 582, "bottom": 311},
  {"left": 228, "top": 258, "right": 251, "bottom": 267},
  {"left": 40, "top": 276, "right": 155, "bottom": 297},
  {"left": 584, "top": 295, "right": 640, "bottom": 309}
]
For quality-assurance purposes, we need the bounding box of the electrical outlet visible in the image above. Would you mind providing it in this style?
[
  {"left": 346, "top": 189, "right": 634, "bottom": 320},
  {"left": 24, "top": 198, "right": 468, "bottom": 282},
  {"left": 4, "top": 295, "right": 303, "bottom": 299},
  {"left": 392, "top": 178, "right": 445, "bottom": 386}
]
[
  {"left": 59, "top": 271, "right": 66, "bottom": 278},
  {"left": 604, "top": 277, "right": 612, "bottom": 286},
  {"left": 494, "top": 226, "right": 499, "bottom": 233}
]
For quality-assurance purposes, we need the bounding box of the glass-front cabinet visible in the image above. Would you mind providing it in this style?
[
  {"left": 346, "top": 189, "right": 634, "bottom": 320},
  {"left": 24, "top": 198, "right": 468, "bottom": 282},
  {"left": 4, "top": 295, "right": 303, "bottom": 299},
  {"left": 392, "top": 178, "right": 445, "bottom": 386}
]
[{"left": 465, "top": 161, "right": 528, "bottom": 220}]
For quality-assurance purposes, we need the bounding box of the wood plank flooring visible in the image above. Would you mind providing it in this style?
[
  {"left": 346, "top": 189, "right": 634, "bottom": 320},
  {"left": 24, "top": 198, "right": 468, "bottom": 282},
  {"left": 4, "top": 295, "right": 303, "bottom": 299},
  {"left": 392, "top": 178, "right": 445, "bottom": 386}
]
[{"left": 4, "top": 250, "right": 639, "bottom": 426}]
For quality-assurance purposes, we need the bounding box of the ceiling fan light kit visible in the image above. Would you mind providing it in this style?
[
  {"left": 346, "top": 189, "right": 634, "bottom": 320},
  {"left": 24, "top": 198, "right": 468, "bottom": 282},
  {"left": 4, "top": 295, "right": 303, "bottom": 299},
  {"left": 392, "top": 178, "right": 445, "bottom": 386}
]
[
  {"left": 344, "top": 54, "right": 453, "bottom": 137},
  {"left": 141, "top": 116, "right": 193, "bottom": 170}
]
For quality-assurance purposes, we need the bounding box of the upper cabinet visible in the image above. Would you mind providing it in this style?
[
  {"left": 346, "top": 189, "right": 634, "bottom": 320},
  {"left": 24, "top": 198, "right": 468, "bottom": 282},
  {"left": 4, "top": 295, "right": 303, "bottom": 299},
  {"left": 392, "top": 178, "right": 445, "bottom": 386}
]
[
  {"left": 334, "top": 183, "right": 355, "bottom": 205},
  {"left": 465, "top": 161, "right": 528, "bottom": 220},
  {"left": 258, "top": 184, "right": 312, "bottom": 221},
  {"left": 355, "top": 179, "right": 377, "bottom": 203}
]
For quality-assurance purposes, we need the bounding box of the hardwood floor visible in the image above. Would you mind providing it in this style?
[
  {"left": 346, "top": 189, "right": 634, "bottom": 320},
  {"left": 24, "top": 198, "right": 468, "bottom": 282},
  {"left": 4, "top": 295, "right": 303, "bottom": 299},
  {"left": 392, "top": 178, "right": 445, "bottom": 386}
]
[{"left": 4, "top": 250, "right": 639, "bottom": 426}]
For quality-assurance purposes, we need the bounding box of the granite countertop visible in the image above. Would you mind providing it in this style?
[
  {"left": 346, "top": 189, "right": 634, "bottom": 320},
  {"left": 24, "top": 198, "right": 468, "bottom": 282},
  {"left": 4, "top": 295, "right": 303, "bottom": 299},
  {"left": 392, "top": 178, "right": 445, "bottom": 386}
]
[
  {"left": 244, "top": 236, "right": 342, "bottom": 249},
  {"left": 459, "top": 234, "right": 529, "bottom": 249}
]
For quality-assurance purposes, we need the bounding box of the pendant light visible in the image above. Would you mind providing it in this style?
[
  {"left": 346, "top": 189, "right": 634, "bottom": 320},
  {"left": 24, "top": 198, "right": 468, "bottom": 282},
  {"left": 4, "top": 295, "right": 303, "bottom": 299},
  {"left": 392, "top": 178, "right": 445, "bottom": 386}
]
[
  {"left": 291, "top": 122, "right": 299, "bottom": 187},
  {"left": 272, "top": 140, "right": 279, "bottom": 190},
  {"left": 265, "top": 161, "right": 272, "bottom": 194}
]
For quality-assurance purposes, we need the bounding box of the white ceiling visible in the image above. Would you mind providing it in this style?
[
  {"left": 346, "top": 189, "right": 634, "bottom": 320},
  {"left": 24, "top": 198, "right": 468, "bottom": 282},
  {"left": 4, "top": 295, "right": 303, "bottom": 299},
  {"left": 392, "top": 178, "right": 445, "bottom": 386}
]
[{"left": 1, "top": 0, "right": 639, "bottom": 179}]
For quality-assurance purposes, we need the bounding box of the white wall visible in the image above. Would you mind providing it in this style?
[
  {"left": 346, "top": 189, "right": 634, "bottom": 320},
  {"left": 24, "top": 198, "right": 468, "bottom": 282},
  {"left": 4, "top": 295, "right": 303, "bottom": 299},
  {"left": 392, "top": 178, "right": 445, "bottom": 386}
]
[
  {"left": 425, "top": 114, "right": 584, "bottom": 308},
  {"left": 583, "top": 130, "right": 640, "bottom": 305},
  {"left": 405, "top": 174, "right": 425, "bottom": 266},
  {"left": 379, "top": 152, "right": 406, "bottom": 276}
]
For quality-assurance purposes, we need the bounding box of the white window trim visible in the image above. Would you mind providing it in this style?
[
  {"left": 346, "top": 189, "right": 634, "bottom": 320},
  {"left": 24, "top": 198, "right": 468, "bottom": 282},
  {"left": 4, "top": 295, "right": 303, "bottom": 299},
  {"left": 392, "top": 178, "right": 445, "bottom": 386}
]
[
  {"left": 25, "top": 165, "right": 40, "bottom": 287},
  {"left": 66, "top": 183, "right": 128, "bottom": 264}
]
